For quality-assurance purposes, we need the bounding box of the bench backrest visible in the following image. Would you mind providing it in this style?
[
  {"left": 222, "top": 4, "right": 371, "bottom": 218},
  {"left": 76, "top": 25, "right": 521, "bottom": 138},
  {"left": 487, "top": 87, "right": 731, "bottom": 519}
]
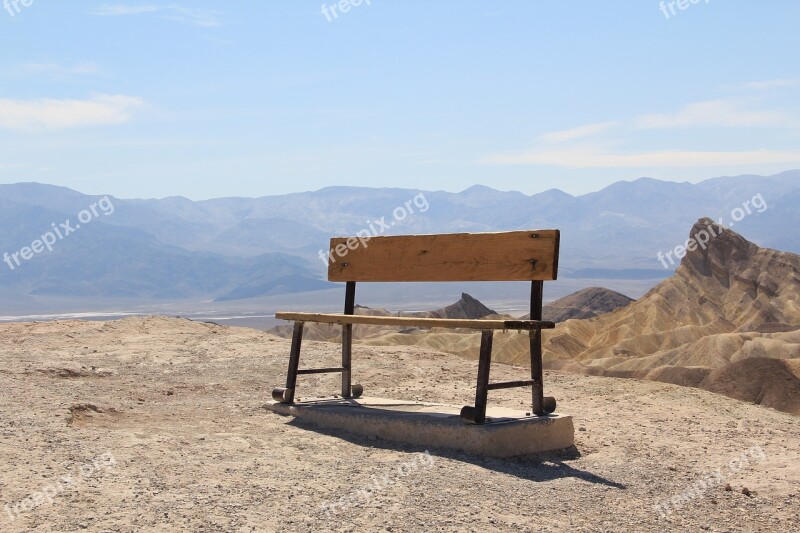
[{"left": 327, "top": 230, "right": 559, "bottom": 282}]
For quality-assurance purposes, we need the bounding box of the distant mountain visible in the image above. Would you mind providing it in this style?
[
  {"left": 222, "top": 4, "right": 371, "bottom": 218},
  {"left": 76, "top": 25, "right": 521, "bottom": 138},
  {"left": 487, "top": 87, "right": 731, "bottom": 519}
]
[
  {"left": 1, "top": 170, "right": 799, "bottom": 308},
  {"left": 521, "top": 287, "right": 634, "bottom": 322},
  {"left": 403, "top": 293, "right": 497, "bottom": 320},
  {"left": 0, "top": 192, "right": 328, "bottom": 301}
]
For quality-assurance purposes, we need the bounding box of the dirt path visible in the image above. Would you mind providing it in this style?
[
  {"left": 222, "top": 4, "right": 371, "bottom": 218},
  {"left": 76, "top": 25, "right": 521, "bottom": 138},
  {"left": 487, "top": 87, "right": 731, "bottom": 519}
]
[{"left": 0, "top": 317, "right": 797, "bottom": 532}]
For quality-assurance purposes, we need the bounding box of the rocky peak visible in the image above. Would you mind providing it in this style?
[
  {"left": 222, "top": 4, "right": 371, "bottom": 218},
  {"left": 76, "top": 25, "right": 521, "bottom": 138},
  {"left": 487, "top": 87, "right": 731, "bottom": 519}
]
[
  {"left": 683, "top": 217, "right": 760, "bottom": 279},
  {"left": 406, "top": 293, "right": 497, "bottom": 320}
]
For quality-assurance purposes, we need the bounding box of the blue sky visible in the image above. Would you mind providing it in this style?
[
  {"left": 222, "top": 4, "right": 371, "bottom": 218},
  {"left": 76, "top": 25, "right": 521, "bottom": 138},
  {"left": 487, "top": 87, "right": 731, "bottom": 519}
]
[{"left": 0, "top": 1, "right": 798, "bottom": 200}]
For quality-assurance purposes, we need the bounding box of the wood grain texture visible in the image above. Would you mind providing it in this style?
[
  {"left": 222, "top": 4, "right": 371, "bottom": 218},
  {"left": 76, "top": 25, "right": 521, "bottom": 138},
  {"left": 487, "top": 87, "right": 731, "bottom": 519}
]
[
  {"left": 274, "top": 312, "right": 556, "bottom": 331},
  {"left": 326, "top": 230, "right": 560, "bottom": 282}
]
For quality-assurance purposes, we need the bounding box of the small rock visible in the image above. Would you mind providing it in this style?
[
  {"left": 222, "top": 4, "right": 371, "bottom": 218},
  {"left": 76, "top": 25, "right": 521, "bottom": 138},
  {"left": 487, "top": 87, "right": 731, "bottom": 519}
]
[
  {"left": 742, "top": 487, "right": 752, "bottom": 497},
  {"left": 724, "top": 483, "right": 733, "bottom": 492},
  {"left": 578, "top": 427, "right": 586, "bottom": 431}
]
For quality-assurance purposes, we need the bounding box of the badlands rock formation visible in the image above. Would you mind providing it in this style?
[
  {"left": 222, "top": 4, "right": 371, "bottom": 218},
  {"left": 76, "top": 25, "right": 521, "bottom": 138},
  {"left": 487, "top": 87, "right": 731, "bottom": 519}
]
[{"left": 489, "top": 218, "right": 800, "bottom": 414}]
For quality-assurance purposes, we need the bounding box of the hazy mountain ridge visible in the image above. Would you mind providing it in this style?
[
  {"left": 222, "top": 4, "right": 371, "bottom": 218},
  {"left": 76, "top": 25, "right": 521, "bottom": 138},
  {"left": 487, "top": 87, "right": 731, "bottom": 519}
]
[
  {"left": 1, "top": 170, "right": 799, "bottom": 304},
  {"left": 0, "top": 193, "right": 327, "bottom": 300}
]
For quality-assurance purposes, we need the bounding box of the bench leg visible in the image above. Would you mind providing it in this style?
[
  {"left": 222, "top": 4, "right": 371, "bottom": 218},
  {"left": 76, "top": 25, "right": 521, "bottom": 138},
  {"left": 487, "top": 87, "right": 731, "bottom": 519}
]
[
  {"left": 530, "top": 281, "right": 556, "bottom": 415},
  {"left": 342, "top": 281, "right": 363, "bottom": 399},
  {"left": 460, "top": 330, "right": 493, "bottom": 424},
  {"left": 342, "top": 322, "right": 353, "bottom": 398},
  {"left": 530, "top": 328, "right": 546, "bottom": 415},
  {"left": 272, "top": 321, "right": 304, "bottom": 404},
  {"left": 530, "top": 281, "right": 545, "bottom": 415}
]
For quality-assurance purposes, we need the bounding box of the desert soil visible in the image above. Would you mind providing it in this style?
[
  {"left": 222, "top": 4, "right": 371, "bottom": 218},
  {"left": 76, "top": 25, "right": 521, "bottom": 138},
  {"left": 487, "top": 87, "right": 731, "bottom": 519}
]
[{"left": 0, "top": 316, "right": 798, "bottom": 532}]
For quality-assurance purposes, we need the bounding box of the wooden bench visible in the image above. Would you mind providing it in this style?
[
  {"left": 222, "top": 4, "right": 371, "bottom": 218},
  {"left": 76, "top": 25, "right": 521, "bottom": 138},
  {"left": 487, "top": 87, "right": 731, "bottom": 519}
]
[{"left": 272, "top": 230, "right": 561, "bottom": 424}]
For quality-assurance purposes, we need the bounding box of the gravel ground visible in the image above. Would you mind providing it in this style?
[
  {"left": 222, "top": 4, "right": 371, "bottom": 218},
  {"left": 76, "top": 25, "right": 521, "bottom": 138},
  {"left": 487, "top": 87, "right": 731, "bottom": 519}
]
[{"left": 0, "top": 316, "right": 797, "bottom": 532}]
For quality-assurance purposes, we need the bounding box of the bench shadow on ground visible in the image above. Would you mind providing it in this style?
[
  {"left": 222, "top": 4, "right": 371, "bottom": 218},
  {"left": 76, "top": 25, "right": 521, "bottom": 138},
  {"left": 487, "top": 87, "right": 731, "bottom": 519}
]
[{"left": 284, "top": 416, "right": 626, "bottom": 489}]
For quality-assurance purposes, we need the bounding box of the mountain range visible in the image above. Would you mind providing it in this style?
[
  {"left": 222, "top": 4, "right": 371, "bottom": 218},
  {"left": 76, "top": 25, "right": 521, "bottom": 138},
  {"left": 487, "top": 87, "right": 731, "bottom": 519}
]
[{"left": 1, "top": 170, "right": 798, "bottom": 310}]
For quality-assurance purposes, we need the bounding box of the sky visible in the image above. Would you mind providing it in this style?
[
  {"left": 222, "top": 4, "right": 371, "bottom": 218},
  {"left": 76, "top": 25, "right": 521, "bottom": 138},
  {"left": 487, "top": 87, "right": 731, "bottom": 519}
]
[{"left": 0, "top": 1, "right": 798, "bottom": 200}]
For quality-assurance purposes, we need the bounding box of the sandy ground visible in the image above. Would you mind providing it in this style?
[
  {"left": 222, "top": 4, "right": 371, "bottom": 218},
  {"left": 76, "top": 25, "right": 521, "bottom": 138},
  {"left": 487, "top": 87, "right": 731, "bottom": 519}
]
[{"left": 0, "top": 316, "right": 798, "bottom": 532}]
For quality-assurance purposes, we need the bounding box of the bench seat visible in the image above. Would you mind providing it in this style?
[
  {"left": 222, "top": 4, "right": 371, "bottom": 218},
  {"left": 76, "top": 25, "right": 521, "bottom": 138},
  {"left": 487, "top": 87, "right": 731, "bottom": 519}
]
[{"left": 275, "top": 312, "right": 555, "bottom": 331}]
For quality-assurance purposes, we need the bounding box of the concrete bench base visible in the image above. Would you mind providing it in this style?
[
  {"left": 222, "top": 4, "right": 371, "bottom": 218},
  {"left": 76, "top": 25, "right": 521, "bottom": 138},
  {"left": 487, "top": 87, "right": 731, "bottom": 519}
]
[{"left": 264, "top": 396, "right": 574, "bottom": 457}]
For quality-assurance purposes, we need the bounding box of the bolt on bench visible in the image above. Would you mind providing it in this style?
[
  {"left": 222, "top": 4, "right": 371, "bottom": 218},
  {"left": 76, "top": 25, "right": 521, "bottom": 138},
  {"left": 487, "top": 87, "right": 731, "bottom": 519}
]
[{"left": 272, "top": 230, "right": 560, "bottom": 424}]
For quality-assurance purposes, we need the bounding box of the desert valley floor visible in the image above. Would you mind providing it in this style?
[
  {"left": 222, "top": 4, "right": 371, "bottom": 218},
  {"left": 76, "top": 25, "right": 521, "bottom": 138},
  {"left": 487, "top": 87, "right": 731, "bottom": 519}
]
[{"left": 0, "top": 317, "right": 798, "bottom": 532}]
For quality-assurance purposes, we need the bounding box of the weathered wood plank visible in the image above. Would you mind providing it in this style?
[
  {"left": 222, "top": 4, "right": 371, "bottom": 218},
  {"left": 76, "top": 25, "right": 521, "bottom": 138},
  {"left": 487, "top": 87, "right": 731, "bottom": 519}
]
[
  {"left": 274, "top": 312, "right": 555, "bottom": 331},
  {"left": 326, "top": 230, "right": 560, "bottom": 282}
]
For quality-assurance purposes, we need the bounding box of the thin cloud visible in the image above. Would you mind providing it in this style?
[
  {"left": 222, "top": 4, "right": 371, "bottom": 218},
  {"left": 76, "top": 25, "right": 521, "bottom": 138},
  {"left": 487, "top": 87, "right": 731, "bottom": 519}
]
[
  {"left": 635, "top": 99, "right": 795, "bottom": 130},
  {"left": 93, "top": 4, "right": 221, "bottom": 27},
  {"left": 531, "top": 98, "right": 794, "bottom": 145},
  {"left": 482, "top": 95, "right": 800, "bottom": 170},
  {"left": 481, "top": 148, "right": 800, "bottom": 168},
  {"left": 0, "top": 94, "right": 145, "bottom": 132},
  {"left": 536, "top": 121, "right": 620, "bottom": 143}
]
